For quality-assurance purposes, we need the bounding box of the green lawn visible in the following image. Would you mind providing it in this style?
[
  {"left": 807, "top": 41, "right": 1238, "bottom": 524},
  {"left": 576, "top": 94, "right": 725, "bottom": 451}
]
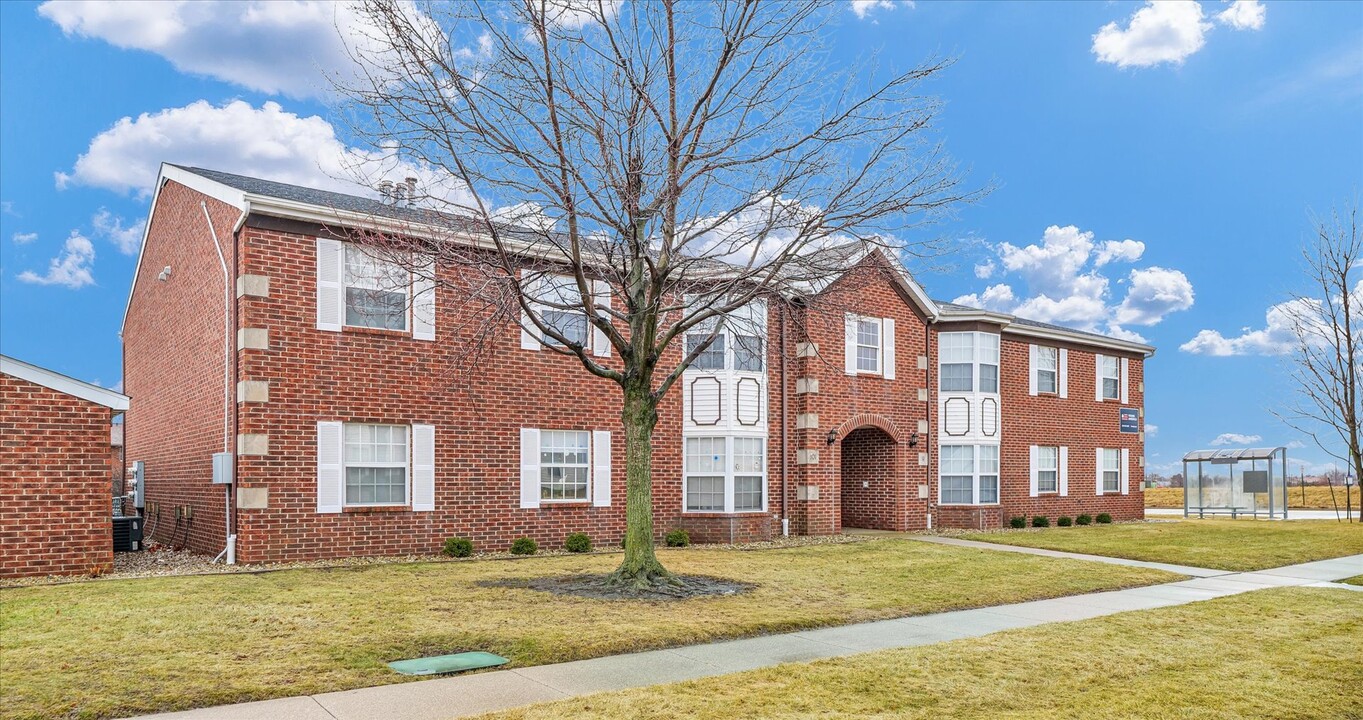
[
  {"left": 0, "top": 539, "right": 1177, "bottom": 720},
  {"left": 1344, "top": 575, "right": 1363, "bottom": 586},
  {"left": 480, "top": 587, "right": 1363, "bottom": 720},
  {"left": 961, "top": 519, "right": 1363, "bottom": 571}
]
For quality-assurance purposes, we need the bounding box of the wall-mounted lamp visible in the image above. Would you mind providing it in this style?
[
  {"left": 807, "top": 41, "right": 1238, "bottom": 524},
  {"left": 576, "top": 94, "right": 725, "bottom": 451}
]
[
  {"left": 908, "top": 432, "right": 919, "bottom": 448},
  {"left": 157, "top": 266, "right": 172, "bottom": 282},
  {"left": 826, "top": 429, "right": 838, "bottom": 445}
]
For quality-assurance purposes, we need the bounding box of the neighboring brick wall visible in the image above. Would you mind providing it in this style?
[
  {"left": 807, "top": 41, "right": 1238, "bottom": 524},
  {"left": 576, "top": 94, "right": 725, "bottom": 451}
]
[
  {"left": 123, "top": 180, "right": 241, "bottom": 554},
  {"left": 0, "top": 374, "right": 114, "bottom": 578}
]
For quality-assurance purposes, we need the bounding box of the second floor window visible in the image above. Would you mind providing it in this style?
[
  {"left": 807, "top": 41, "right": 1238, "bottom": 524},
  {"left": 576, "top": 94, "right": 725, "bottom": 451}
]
[
  {"left": 538, "top": 275, "right": 588, "bottom": 347},
  {"left": 939, "top": 332, "right": 1000, "bottom": 394},
  {"left": 856, "top": 318, "right": 881, "bottom": 373},
  {"left": 1035, "top": 346, "right": 1058, "bottom": 394},
  {"left": 345, "top": 246, "right": 409, "bottom": 331},
  {"left": 683, "top": 298, "right": 767, "bottom": 373},
  {"left": 1100, "top": 355, "right": 1120, "bottom": 400}
]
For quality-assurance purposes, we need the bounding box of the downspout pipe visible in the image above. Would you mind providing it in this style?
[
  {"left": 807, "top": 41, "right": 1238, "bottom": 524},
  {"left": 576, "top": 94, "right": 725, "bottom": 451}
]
[
  {"left": 780, "top": 305, "right": 789, "bottom": 537},
  {"left": 202, "top": 201, "right": 236, "bottom": 565}
]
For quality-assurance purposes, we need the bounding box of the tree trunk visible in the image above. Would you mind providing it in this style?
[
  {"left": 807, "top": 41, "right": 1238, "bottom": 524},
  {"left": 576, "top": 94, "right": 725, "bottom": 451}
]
[{"left": 608, "top": 381, "right": 677, "bottom": 589}]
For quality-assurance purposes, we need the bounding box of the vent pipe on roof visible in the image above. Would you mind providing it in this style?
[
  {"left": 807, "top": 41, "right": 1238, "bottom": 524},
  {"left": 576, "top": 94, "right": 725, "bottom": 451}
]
[{"left": 378, "top": 179, "right": 394, "bottom": 201}]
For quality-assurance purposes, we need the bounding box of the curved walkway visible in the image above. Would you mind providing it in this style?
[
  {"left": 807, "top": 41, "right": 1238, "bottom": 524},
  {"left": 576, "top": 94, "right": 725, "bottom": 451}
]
[{"left": 130, "top": 550, "right": 1363, "bottom": 720}]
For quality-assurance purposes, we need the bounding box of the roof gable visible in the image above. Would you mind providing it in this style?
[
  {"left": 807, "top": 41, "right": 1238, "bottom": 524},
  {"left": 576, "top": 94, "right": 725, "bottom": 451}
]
[{"left": 0, "top": 355, "right": 129, "bottom": 410}]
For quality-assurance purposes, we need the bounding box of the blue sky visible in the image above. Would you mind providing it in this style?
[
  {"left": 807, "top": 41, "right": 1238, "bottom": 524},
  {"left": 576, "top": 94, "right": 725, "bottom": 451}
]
[{"left": 2, "top": 1, "right": 1360, "bottom": 476}]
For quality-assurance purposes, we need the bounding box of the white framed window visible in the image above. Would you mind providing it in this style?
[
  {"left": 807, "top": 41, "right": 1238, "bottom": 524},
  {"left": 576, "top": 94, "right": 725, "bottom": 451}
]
[
  {"left": 343, "top": 423, "right": 408, "bottom": 506},
  {"left": 685, "top": 436, "right": 766, "bottom": 512},
  {"left": 344, "top": 246, "right": 409, "bottom": 330},
  {"left": 856, "top": 318, "right": 882, "bottom": 373},
  {"left": 1101, "top": 448, "right": 1121, "bottom": 494},
  {"left": 939, "top": 332, "right": 1000, "bottom": 394},
  {"left": 1034, "top": 346, "right": 1058, "bottom": 394},
  {"left": 1100, "top": 356, "right": 1120, "bottom": 401},
  {"left": 683, "top": 298, "right": 767, "bottom": 373},
  {"left": 939, "top": 444, "right": 1000, "bottom": 505},
  {"left": 1036, "top": 445, "right": 1059, "bottom": 493},
  {"left": 734, "top": 334, "right": 764, "bottom": 372},
  {"left": 540, "top": 430, "right": 590, "bottom": 501},
  {"left": 537, "top": 275, "right": 589, "bottom": 348},
  {"left": 686, "top": 333, "right": 727, "bottom": 370}
]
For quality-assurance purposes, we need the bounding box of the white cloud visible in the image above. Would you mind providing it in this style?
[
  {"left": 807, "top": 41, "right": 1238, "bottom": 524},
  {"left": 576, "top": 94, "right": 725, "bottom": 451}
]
[
  {"left": 1210, "top": 432, "right": 1262, "bottom": 446},
  {"left": 17, "top": 231, "right": 96, "bottom": 289},
  {"left": 973, "top": 260, "right": 995, "bottom": 280},
  {"left": 1285, "top": 440, "right": 1306, "bottom": 449},
  {"left": 1094, "top": 239, "right": 1145, "bottom": 266},
  {"left": 1093, "top": 1, "right": 1210, "bottom": 68},
  {"left": 37, "top": 1, "right": 410, "bottom": 99},
  {"left": 1179, "top": 297, "right": 1313, "bottom": 356},
  {"left": 91, "top": 209, "right": 145, "bottom": 255},
  {"left": 849, "top": 0, "right": 912, "bottom": 20},
  {"left": 952, "top": 224, "right": 1192, "bottom": 340},
  {"left": 1216, "top": 0, "right": 1265, "bottom": 31},
  {"left": 1, "top": 201, "right": 15, "bottom": 216},
  {"left": 56, "top": 100, "right": 470, "bottom": 205},
  {"left": 12, "top": 232, "right": 38, "bottom": 245},
  {"left": 1145, "top": 423, "right": 1160, "bottom": 438}
]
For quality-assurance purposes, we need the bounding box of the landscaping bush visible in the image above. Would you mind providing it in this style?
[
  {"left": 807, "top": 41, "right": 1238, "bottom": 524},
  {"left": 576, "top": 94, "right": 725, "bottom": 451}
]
[
  {"left": 665, "top": 528, "right": 690, "bottom": 547},
  {"left": 564, "top": 533, "right": 593, "bottom": 553},
  {"left": 1031, "top": 516, "right": 1050, "bottom": 528},
  {"left": 1009, "top": 516, "right": 1027, "bottom": 529},
  {"left": 441, "top": 537, "right": 473, "bottom": 558},
  {"left": 1096, "top": 513, "right": 1113, "bottom": 524},
  {"left": 1076, "top": 514, "right": 1093, "bottom": 526},
  {"left": 510, "top": 537, "right": 538, "bottom": 555},
  {"left": 1057, "top": 516, "right": 1073, "bottom": 527}
]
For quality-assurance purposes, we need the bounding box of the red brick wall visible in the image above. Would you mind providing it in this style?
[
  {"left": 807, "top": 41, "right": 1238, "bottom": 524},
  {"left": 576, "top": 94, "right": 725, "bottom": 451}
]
[
  {"left": 123, "top": 180, "right": 241, "bottom": 554},
  {"left": 839, "top": 427, "right": 899, "bottom": 530},
  {"left": 0, "top": 374, "right": 115, "bottom": 578}
]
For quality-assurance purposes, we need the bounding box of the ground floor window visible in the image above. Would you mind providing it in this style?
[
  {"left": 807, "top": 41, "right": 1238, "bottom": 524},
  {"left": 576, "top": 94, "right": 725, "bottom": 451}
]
[
  {"left": 939, "top": 444, "right": 1000, "bottom": 505},
  {"left": 685, "top": 435, "right": 767, "bottom": 513},
  {"left": 1036, "top": 445, "right": 1059, "bottom": 494},
  {"left": 344, "top": 423, "right": 408, "bottom": 505},
  {"left": 1100, "top": 448, "right": 1121, "bottom": 494},
  {"left": 540, "top": 430, "right": 590, "bottom": 501}
]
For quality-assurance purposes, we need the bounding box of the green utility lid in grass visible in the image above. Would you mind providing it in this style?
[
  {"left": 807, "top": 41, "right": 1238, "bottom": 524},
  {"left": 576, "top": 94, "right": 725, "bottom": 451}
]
[{"left": 387, "top": 651, "right": 509, "bottom": 676}]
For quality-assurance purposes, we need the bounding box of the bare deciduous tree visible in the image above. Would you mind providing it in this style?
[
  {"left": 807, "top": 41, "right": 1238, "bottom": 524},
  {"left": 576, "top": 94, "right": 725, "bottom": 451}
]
[
  {"left": 335, "top": 0, "right": 978, "bottom": 588},
  {"left": 1276, "top": 203, "right": 1362, "bottom": 522}
]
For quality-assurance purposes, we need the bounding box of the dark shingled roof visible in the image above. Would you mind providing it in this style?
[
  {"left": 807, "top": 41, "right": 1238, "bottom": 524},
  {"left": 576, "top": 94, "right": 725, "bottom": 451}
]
[
  {"left": 934, "top": 298, "right": 1144, "bottom": 346},
  {"left": 171, "top": 164, "right": 448, "bottom": 225}
]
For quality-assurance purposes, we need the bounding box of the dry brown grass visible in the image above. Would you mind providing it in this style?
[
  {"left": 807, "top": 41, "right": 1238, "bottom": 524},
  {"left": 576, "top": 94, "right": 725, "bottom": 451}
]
[
  {"left": 479, "top": 587, "right": 1363, "bottom": 720},
  {"left": 963, "top": 519, "right": 1363, "bottom": 571},
  {"left": 0, "top": 539, "right": 1177, "bottom": 720},
  {"left": 1145, "top": 485, "right": 1362, "bottom": 509}
]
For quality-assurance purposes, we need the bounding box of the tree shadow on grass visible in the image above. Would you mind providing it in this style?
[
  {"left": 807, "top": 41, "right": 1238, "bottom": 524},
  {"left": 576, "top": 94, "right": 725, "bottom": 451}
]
[{"left": 480, "top": 574, "right": 757, "bottom": 601}]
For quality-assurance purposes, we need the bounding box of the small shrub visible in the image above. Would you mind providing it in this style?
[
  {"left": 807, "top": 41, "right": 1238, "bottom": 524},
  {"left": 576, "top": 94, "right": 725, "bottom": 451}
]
[
  {"left": 1031, "top": 516, "right": 1050, "bottom": 528},
  {"left": 1009, "top": 516, "right": 1027, "bottom": 529},
  {"left": 564, "top": 533, "right": 592, "bottom": 553},
  {"left": 441, "top": 537, "right": 473, "bottom": 558},
  {"left": 510, "top": 537, "right": 538, "bottom": 555},
  {"left": 1057, "top": 516, "right": 1073, "bottom": 527},
  {"left": 1076, "top": 513, "right": 1093, "bottom": 526},
  {"left": 665, "top": 528, "right": 690, "bottom": 547},
  {"left": 1096, "top": 513, "right": 1113, "bottom": 524}
]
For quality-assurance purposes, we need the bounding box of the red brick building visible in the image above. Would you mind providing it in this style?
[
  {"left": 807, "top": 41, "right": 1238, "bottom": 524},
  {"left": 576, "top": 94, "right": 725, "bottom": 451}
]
[
  {"left": 1, "top": 355, "right": 129, "bottom": 578},
  {"left": 123, "top": 165, "right": 1152, "bottom": 562}
]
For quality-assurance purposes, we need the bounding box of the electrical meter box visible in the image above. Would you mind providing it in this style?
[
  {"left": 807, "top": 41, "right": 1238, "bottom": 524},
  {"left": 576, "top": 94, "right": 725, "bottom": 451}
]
[{"left": 212, "top": 452, "right": 234, "bottom": 484}]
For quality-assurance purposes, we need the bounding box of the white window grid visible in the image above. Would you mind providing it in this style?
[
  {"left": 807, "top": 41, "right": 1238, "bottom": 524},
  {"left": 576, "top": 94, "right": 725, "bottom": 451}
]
[
  {"left": 343, "top": 423, "right": 409, "bottom": 506},
  {"left": 1036, "top": 346, "right": 1058, "bottom": 394},
  {"left": 344, "top": 246, "right": 410, "bottom": 331},
  {"left": 939, "top": 332, "right": 1000, "bottom": 394},
  {"left": 540, "top": 430, "right": 590, "bottom": 501},
  {"left": 685, "top": 435, "right": 766, "bottom": 513},
  {"left": 1101, "top": 447, "right": 1122, "bottom": 493},
  {"left": 856, "top": 318, "right": 881, "bottom": 373},
  {"left": 1037, "top": 445, "right": 1059, "bottom": 493},
  {"left": 537, "top": 275, "right": 588, "bottom": 348},
  {"left": 1100, "top": 356, "right": 1120, "bottom": 400},
  {"left": 938, "top": 444, "right": 1000, "bottom": 505}
]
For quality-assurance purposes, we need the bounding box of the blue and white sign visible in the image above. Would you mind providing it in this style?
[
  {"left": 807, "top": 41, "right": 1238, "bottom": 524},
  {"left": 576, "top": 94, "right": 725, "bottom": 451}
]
[{"left": 1119, "top": 408, "right": 1140, "bottom": 434}]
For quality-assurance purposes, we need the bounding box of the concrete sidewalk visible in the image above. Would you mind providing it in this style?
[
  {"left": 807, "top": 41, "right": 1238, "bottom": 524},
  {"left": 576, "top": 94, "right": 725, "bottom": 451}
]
[
  {"left": 130, "top": 551, "right": 1363, "bottom": 720},
  {"left": 903, "top": 534, "right": 1227, "bottom": 577}
]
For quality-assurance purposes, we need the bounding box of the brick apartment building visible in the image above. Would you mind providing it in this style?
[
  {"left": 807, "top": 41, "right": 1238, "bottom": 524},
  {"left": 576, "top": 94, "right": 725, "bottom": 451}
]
[
  {"left": 123, "top": 164, "right": 1152, "bottom": 562},
  {"left": 1, "top": 355, "right": 129, "bottom": 578}
]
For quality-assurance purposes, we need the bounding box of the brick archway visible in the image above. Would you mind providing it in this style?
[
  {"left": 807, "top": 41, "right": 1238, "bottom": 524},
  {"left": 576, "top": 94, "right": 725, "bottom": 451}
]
[
  {"left": 830, "top": 413, "right": 904, "bottom": 445},
  {"left": 838, "top": 419, "right": 902, "bottom": 531}
]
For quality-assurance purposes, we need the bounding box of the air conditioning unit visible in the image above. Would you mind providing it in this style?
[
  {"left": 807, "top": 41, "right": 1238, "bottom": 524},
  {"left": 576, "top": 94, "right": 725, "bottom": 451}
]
[{"left": 113, "top": 515, "right": 144, "bottom": 552}]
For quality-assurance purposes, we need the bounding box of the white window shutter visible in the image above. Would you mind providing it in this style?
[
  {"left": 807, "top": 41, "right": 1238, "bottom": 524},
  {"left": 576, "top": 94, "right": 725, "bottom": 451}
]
[
  {"left": 1095, "top": 354, "right": 1105, "bottom": 402},
  {"left": 411, "top": 260, "right": 436, "bottom": 342},
  {"left": 591, "top": 280, "right": 611, "bottom": 357},
  {"left": 1059, "top": 446, "right": 1069, "bottom": 496},
  {"left": 1028, "top": 345, "right": 1038, "bottom": 396},
  {"left": 316, "top": 421, "right": 343, "bottom": 513},
  {"left": 1029, "top": 445, "right": 1039, "bottom": 497},
  {"left": 520, "top": 271, "right": 541, "bottom": 351},
  {"left": 1120, "top": 358, "right": 1130, "bottom": 403},
  {"left": 844, "top": 313, "right": 858, "bottom": 376},
  {"left": 1058, "top": 348, "right": 1069, "bottom": 399},
  {"left": 519, "top": 428, "right": 540, "bottom": 508},
  {"left": 1120, "top": 448, "right": 1131, "bottom": 495},
  {"left": 316, "top": 238, "right": 344, "bottom": 332},
  {"left": 411, "top": 424, "right": 435, "bottom": 511},
  {"left": 1095, "top": 447, "right": 1105, "bottom": 496},
  {"left": 592, "top": 430, "right": 611, "bottom": 507},
  {"left": 883, "top": 317, "right": 896, "bottom": 380}
]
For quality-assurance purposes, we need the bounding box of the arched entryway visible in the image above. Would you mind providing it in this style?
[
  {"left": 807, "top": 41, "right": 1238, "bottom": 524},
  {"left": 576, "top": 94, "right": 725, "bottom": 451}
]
[{"left": 839, "top": 426, "right": 900, "bottom": 531}]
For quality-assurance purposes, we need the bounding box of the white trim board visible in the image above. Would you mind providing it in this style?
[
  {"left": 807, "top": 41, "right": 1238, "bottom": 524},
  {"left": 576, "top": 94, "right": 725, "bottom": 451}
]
[{"left": 0, "top": 355, "right": 130, "bottom": 410}]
